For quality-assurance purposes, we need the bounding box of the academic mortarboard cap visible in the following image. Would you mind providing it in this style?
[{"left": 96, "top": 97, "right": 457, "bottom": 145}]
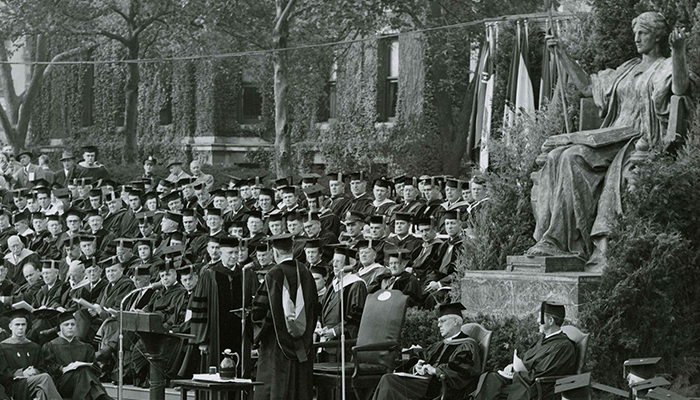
[
  {"left": 41, "top": 259, "right": 60, "bottom": 270},
  {"left": 57, "top": 311, "right": 77, "bottom": 325},
  {"left": 192, "top": 182, "right": 204, "bottom": 191},
  {"left": 386, "top": 248, "right": 411, "bottom": 261},
  {"left": 354, "top": 239, "right": 375, "bottom": 250},
  {"left": 60, "top": 150, "right": 76, "bottom": 161},
  {"left": 349, "top": 172, "right": 366, "bottom": 181},
  {"left": 161, "top": 191, "right": 181, "bottom": 203},
  {"left": 226, "top": 175, "right": 242, "bottom": 185},
  {"left": 414, "top": 216, "right": 433, "bottom": 227},
  {"left": 135, "top": 211, "right": 155, "bottom": 224},
  {"left": 255, "top": 241, "right": 271, "bottom": 253},
  {"left": 11, "top": 211, "right": 29, "bottom": 225},
  {"left": 104, "top": 191, "right": 119, "bottom": 203},
  {"left": 12, "top": 188, "right": 29, "bottom": 198},
  {"left": 258, "top": 188, "right": 275, "bottom": 198},
  {"left": 46, "top": 214, "right": 60, "bottom": 222},
  {"left": 99, "top": 256, "right": 122, "bottom": 268},
  {"left": 144, "top": 190, "right": 159, "bottom": 200},
  {"left": 437, "top": 302, "right": 466, "bottom": 318},
  {"left": 132, "top": 265, "right": 151, "bottom": 277},
  {"left": 177, "top": 177, "right": 196, "bottom": 187},
  {"left": 326, "top": 172, "right": 345, "bottom": 182},
  {"left": 158, "top": 179, "right": 173, "bottom": 188},
  {"left": 166, "top": 158, "right": 183, "bottom": 168},
  {"left": 52, "top": 188, "right": 70, "bottom": 199},
  {"left": 31, "top": 178, "right": 50, "bottom": 188},
  {"left": 16, "top": 149, "right": 33, "bottom": 159},
  {"left": 304, "top": 238, "right": 321, "bottom": 249},
  {"left": 30, "top": 211, "right": 45, "bottom": 221},
  {"left": 129, "top": 188, "right": 144, "bottom": 198},
  {"left": 64, "top": 207, "right": 84, "bottom": 220},
  {"left": 343, "top": 211, "right": 366, "bottom": 224},
  {"left": 114, "top": 238, "right": 134, "bottom": 249},
  {"left": 300, "top": 173, "right": 320, "bottom": 184},
  {"left": 394, "top": 212, "right": 413, "bottom": 222},
  {"left": 5, "top": 309, "right": 30, "bottom": 323},
  {"left": 169, "top": 231, "right": 185, "bottom": 242},
  {"left": 88, "top": 188, "right": 102, "bottom": 198},
  {"left": 280, "top": 186, "right": 297, "bottom": 195},
  {"left": 445, "top": 178, "right": 462, "bottom": 189},
  {"left": 33, "top": 185, "right": 50, "bottom": 196},
  {"left": 161, "top": 244, "right": 185, "bottom": 257},
  {"left": 305, "top": 211, "right": 320, "bottom": 222},
  {"left": 134, "top": 237, "right": 156, "bottom": 248},
  {"left": 332, "top": 245, "right": 357, "bottom": 258},
  {"left": 272, "top": 178, "right": 289, "bottom": 189},
  {"left": 629, "top": 376, "right": 670, "bottom": 392},
  {"left": 208, "top": 235, "right": 221, "bottom": 244},
  {"left": 32, "top": 308, "right": 60, "bottom": 321},
  {"left": 646, "top": 388, "right": 688, "bottom": 400},
  {"left": 266, "top": 234, "right": 294, "bottom": 252},
  {"left": 100, "top": 179, "right": 118, "bottom": 189},
  {"left": 206, "top": 207, "right": 223, "bottom": 218},
  {"left": 210, "top": 188, "right": 226, "bottom": 198},
  {"left": 76, "top": 177, "right": 93, "bottom": 187},
  {"left": 247, "top": 210, "right": 263, "bottom": 220},
  {"left": 268, "top": 212, "right": 284, "bottom": 222},
  {"left": 143, "top": 155, "right": 157, "bottom": 165},
  {"left": 443, "top": 209, "right": 461, "bottom": 221},
  {"left": 84, "top": 209, "right": 101, "bottom": 219},
  {"left": 373, "top": 178, "right": 393, "bottom": 189},
  {"left": 181, "top": 209, "right": 196, "bottom": 218},
  {"left": 540, "top": 300, "right": 566, "bottom": 324},
  {"left": 219, "top": 235, "right": 240, "bottom": 248},
  {"left": 471, "top": 173, "right": 487, "bottom": 185},
  {"left": 624, "top": 357, "right": 661, "bottom": 380},
  {"left": 82, "top": 145, "right": 98, "bottom": 153},
  {"left": 285, "top": 210, "right": 303, "bottom": 222},
  {"left": 79, "top": 234, "right": 97, "bottom": 243},
  {"left": 368, "top": 215, "right": 385, "bottom": 225},
  {"left": 552, "top": 373, "right": 593, "bottom": 400},
  {"left": 225, "top": 189, "right": 240, "bottom": 198},
  {"left": 303, "top": 184, "right": 325, "bottom": 200},
  {"left": 164, "top": 211, "right": 183, "bottom": 224},
  {"left": 228, "top": 219, "right": 246, "bottom": 229},
  {"left": 63, "top": 235, "right": 80, "bottom": 248},
  {"left": 390, "top": 174, "right": 406, "bottom": 184},
  {"left": 310, "top": 265, "right": 328, "bottom": 277},
  {"left": 176, "top": 265, "right": 196, "bottom": 276}
]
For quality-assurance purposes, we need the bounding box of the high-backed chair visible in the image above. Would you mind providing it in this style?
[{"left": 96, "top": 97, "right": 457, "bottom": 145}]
[
  {"left": 535, "top": 325, "right": 590, "bottom": 400},
  {"left": 313, "top": 289, "right": 409, "bottom": 400},
  {"left": 439, "top": 322, "right": 493, "bottom": 400}
]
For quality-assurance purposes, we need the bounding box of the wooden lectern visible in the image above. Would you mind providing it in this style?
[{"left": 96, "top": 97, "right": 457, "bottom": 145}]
[{"left": 121, "top": 311, "right": 193, "bottom": 400}]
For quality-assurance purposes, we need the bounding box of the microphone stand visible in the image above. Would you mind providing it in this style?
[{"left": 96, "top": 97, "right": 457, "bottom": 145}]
[
  {"left": 339, "top": 262, "right": 346, "bottom": 400},
  {"left": 118, "top": 287, "right": 147, "bottom": 400}
]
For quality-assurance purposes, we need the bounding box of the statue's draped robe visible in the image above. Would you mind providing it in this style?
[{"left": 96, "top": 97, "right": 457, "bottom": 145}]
[{"left": 534, "top": 57, "right": 694, "bottom": 260}]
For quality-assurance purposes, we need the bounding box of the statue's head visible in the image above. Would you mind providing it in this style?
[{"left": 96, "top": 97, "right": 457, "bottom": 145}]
[{"left": 632, "top": 11, "right": 669, "bottom": 54}]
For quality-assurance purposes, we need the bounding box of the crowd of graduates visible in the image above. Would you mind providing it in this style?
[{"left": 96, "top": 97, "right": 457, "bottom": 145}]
[{"left": 0, "top": 144, "right": 495, "bottom": 400}]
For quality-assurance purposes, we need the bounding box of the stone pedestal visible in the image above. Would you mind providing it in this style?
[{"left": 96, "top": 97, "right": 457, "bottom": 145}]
[
  {"left": 506, "top": 255, "right": 585, "bottom": 273},
  {"left": 460, "top": 270, "right": 602, "bottom": 324}
]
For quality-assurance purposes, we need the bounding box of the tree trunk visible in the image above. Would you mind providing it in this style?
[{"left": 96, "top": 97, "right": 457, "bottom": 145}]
[
  {"left": 272, "top": 0, "right": 296, "bottom": 178},
  {"left": 123, "top": 41, "right": 140, "bottom": 164}
]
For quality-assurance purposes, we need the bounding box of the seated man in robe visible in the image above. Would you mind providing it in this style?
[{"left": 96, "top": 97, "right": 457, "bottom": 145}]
[
  {"left": 41, "top": 312, "right": 113, "bottom": 400},
  {"left": 473, "top": 301, "right": 576, "bottom": 400},
  {"left": 0, "top": 309, "right": 62, "bottom": 400},
  {"left": 372, "top": 303, "right": 481, "bottom": 400},
  {"left": 375, "top": 248, "right": 422, "bottom": 307}
]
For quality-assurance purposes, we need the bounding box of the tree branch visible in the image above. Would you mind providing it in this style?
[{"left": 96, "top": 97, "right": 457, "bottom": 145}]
[
  {"left": 107, "top": 3, "right": 131, "bottom": 24},
  {"left": 0, "top": 104, "right": 15, "bottom": 141},
  {"left": 0, "top": 43, "right": 19, "bottom": 116},
  {"left": 274, "top": 0, "right": 298, "bottom": 34}
]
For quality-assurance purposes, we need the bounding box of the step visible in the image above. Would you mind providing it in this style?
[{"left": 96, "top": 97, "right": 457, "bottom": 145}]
[{"left": 103, "top": 383, "right": 195, "bottom": 400}]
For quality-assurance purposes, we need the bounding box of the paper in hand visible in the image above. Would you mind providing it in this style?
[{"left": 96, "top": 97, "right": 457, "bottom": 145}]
[{"left": 513, "top": 349, "right": 528, "bottom": 372}]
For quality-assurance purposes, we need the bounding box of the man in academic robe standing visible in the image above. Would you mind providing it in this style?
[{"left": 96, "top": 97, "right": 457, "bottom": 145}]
[
  {"left": 252, "top": 234, "right": 317, "bottom": 400},
  {"left": 473, "top": 301, "right": 576, "bottom": 400}
]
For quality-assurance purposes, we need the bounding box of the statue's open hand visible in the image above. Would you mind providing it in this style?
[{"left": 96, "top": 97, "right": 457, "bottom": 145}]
[{"left": 669, "top": 27, "right": 687, "bottom": 50}]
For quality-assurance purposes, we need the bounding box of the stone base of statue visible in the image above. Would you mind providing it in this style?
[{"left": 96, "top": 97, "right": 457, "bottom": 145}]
[
  {"left": 460, "top": 268, "right": 601, "bottom": 324},
  {"left": 506, "top": 255, "right": 585, "bottom": 273}
]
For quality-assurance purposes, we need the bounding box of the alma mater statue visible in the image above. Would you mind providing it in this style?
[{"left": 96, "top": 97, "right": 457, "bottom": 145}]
[{"left": 527, "top": 12, "right": 695, "bottom": 268}]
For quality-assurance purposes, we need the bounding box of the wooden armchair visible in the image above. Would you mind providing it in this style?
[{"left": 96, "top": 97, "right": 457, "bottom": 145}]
[{"left": 535, "top": 325, "right": 590, "bottom": 400}]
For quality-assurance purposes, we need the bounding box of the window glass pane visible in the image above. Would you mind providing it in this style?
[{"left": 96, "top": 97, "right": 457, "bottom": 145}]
[
  {"left": 387, "top": 80, "right": 398, "bottom": 118},
  {"left": 330, "top": 61, "right": 338, "bottom": 82},
  {"left": 329, "top": 83, "right": 337, "bottom": 119},
  {"left": 242, "top": 86, "right": 263, "bottom": 121},
  {"left": 388, "top": 40, "right": 399, "bottom": 78}
]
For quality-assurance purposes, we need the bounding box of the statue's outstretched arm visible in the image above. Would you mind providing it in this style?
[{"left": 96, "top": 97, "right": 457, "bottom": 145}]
[
  {"left": 670, "top": 27, "right": 689, "bottom": 95},
  {"left": 548, "top": 37, "right": 592, "bottom": 97}
]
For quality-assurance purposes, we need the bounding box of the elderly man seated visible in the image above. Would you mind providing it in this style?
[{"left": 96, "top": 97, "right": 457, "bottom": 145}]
[
  {"left": 473, "top": 301, "right": 576, "bottom": 400},
  {"left": 372, "top": 303, "right": 481, "bottom": 400}
]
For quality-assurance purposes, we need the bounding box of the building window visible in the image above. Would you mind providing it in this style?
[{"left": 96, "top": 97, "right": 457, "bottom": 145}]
[
  {"left": 319, "top": 61, "right": 338, "bottom": 122},
  {"left": 239, "top": 69, "right": 263, "bottom": 124},
  {"left": 159, "top": 84, "right": 173, "bottom": 126},
  {"left": 81, "top": 52, "right": 94, "bottom": 127},
  {"left": 378, "top": 37, "right": 399, "bottom": 121}
]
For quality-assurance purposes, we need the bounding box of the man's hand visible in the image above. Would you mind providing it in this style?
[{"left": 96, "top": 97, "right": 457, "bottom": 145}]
[
  {"left": 198, "top": 345, "right": 209, "bottom": 353},
  {"left": 22, "top": 367, "right": 37, "bottom": 377},
  {"left": 320, "top": 327, "right": 336, "bottom": 340},
  {"left": 425, "top": 281, "right": 440, "bottom": 292},
  {"left": 423, "top": 364, "right": 437, "bottom": 375}
]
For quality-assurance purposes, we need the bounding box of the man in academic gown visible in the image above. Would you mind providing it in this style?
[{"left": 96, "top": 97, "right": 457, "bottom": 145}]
[
  {"left": 103, "top": 192, "right": 138, "bottom": 238},
  {"left": 376, "top": 249, "right": 422, "bottom": 307},
  {"left": 372, "top": 303, "right": 481, "bottom": 400},
  {"left": 473, "top": 301, "right": 576, "bottom": 400},
  {"left": 318, "top": 246, "right": 367, "bottom": 344},
  {"left": 185, "top": 235, "right": 258, "bottom": 375},
  {"left": 0, "top": 309, "right": 62, "bottom": 400},
  {"left": 347, "top": 172, "right": 374, "bottom": 215},
  {"left": 40, "top": 312, "right": 112, "bottom": 400},
  {"left": 384, "top": 213, "right": 422, "bottom": 255},
  {"left": 252, "top": 234, "right": 317, "bottom": 400},
  {"left": 3, "top": 235, "right": 40, "bottom": 286},
  {"left": 354, "top": 239, "right": 389, "bottom": 293},
  {"left": 28, "top": 260, "right": 68, "bottom": 344},
  {"left": 424, "top": 210, "right": 463, "bottom": 309},
  {"left": 410, "top": 217, "right": 444, "bottom": 285},
  {"left": 325, "top": 172, "right": 352, "bottom": 218},
  {"left": 130, "top": 260, "right": 187, "bottom": 386}
]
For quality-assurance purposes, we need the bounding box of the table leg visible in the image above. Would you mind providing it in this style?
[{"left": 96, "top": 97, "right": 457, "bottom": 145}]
[{"left": 180, "top": 387, "right": 187, "bottom": 400}]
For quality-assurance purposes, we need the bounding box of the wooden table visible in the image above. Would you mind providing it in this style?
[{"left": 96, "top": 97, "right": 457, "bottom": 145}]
[{"left": 170, "top": 379, "right": 263, "bottom": 400}]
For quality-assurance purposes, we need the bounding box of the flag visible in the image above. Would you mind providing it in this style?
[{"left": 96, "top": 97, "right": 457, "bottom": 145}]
[
  {"left": 503, "top": 21, "right": 535, "bottom": 130},
  {"left": 539, "top": 24, "right": 558, "bottom": 107},
  {"left": 469, "top": 24, "right": 496, "bottom": 172}
]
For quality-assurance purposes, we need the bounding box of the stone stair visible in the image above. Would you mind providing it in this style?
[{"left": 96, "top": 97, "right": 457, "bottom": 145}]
[{"left": 102, "top": 383, "right": 195, "bottom": 400}]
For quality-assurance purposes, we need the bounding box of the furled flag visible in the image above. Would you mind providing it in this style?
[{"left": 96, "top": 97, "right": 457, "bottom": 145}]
[
  {"left": 469, "top": 24, "right": 496, "bottom": 172},
  {"left": 503, "top": 21, "right": 536, "bottom": 131}
]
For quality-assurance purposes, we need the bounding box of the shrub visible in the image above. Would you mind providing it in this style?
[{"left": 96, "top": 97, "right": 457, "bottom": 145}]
[
  {"left": 400, "top": 307, "right": 440, "bottom": 350},
  {"left": 580, "top": 126, "right": 700, "bottom": 391}
]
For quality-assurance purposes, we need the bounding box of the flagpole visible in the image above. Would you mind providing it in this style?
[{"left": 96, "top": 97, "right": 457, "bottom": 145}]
[
  {"left": 339, "top": 261, "right": 346, "bottom": 400},
  {"left": 547, "top": 0, "right": 571, "bottom": 133}
]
